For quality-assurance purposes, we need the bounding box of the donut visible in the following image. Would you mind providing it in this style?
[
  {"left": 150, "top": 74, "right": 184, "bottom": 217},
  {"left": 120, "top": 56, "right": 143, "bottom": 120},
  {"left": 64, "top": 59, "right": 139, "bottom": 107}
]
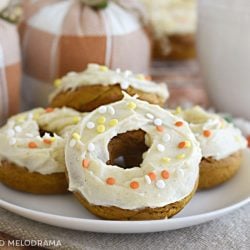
[
  {"left": 49, "top": 64, "right": 169, "bottom": 112},
  {"left": 0, "top": 107, "right": 82, "bottom": 194},
  {"left": 65, "top": 94, "right": 201, "bottom": 220},
  {"left": 173, "top": 106, "right": 247, "bottom": 189}
]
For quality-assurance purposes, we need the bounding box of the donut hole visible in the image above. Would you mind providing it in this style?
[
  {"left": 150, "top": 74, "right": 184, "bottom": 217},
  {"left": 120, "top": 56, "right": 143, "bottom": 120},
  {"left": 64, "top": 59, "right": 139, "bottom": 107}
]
[{"left": 107, "top": 130, "right": 149, "bottom": 169}]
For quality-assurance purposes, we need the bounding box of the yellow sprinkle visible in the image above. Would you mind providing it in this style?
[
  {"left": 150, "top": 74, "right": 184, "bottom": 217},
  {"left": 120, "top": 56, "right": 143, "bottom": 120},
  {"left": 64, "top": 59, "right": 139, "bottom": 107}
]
[
  {"left": 17, "top": 115, "right": 26, "bottom": 123},
  {"left": 73, "top": 116, "right": 81, "bottom": 124},
  {"left": 109, "top": 119, "right": 118, "bottom": 127},
  {"left": 174, "top": 106, "right": 182, "bottom": 115},
  {"left": 72, "top": 132, "right": 81, "bottom": 140},
  {"left": 235, "top": 136, "right": 241, "bottom": 142},
  {"left": 185, "top": 141, "right": 191, "bottom": 148},
  {"left": 136, "top": 74, "right": 145, "bottom": 80},
  {"left": 33, "top": 113, "right": 40, "bottom": 120},
  {"left": 99, "top": 65, "right": 108, "bottom": 72},
  {"left": 161, "top": 157, "right": 171, "bottom": 163},
  {"left": 54, "top": 78, "right": 62, "bottom": 88},
  {"left": 97, "top": 116, "right": 106, "bottom": 124},
  {"left": 176, "top": 153, "right": 186, "bottom": 159},
  {"left": 50, "top": 137, "right": 56, "bottom": 142},
  {"left": 127, "top": 102, "right": 137, "bottom": 110},
  {"left": 96, "top": 125, "right": 106, "bottom": 133}
]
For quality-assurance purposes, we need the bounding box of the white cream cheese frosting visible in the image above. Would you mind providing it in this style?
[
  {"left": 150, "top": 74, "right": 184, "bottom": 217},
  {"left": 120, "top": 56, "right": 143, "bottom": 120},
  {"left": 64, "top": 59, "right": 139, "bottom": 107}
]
[
  {"left": 49, "top": 63, "right": 169, "bottom": 102},
  {"left": 141, "top": 0, "right": 197, "bottom": 37},
  {"left": 173, "top": 106, "right": 247, "bottom": 160},
  {"left": 0, "top": 107, "right": 82, "bottom": 175},
  {"left": 65, "top": 94, "right": 201, "bottom": 210}
]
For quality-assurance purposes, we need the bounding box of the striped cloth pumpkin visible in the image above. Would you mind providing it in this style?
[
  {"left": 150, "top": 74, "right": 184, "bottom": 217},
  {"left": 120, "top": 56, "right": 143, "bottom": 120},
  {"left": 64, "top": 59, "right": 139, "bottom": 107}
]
[
  {"left": 0, "top": 19, "right": 21, "bottom": 125},
  {"left": 20, "top": 0, "right": 151, "bottom": 108}
]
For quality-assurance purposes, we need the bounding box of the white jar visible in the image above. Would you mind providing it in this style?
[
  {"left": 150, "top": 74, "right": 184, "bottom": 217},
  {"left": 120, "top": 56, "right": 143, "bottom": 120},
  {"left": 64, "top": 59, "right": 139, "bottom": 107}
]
[{"left": 197, "top": 0, "right": 250, "bottom": 119}]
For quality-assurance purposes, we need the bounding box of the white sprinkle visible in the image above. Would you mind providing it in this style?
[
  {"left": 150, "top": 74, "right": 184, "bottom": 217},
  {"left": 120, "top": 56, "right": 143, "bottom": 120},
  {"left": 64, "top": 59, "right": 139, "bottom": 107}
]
[
  {"left": 116, "top": 68, "right": 121, "bottom": 73},
  {"left": 124, "top": 70, "right": 132, "bottom": 77},
  {"left": 14, "top": 126, "right": 22, "bottom": 133},
  {"left": 81, "top": 152, "right": 86, "bottom": 159},
  {"left": 98, "top": 106, "right": 107, "bottom": 114},
  {"left": 67, "top": 71, "right": 78, "bottom": 77},
  {"left": 88, "top": 143, "right": 95, "bottom": 152},
  {"left": 27, "top": 113, "right": 33, "bottom": 120},
  {"left": 9, "top": 138, "right": 16, "bottom": 145},
  {"left": 69, "top": 139, "right": 76, "bottom": 148},
  {"left": 145, "top": 175, "right": 151, "bottom": 184},
  {"left": 120, "top": 81, "right": 129, "bottom": 90},
  {"left": 157, "top": 144, "right": 165, "bottom": 152},
  {"left": 146, "top": 113, "right": 154, "bottom": 120},
  {"left": 156, "top": 180, "right": 165, "bottom": 189},
  {"left": 108, "top": 106, "right": 115, "bottom": 115},
  {"left": 86, "top": 122, "right": 95, "bottom": 129},
  {"left": 178, "top": 169, "right": 184, "bottom": 177},
  {"left": 25, "top": 133, "right": 34, "bottom": 138},
  {"left": 154, "top": 118, "right": 162, "bottom": 126},
  {"left": 162, "top": 134, "right": 171, "bottom": 142},
  {"left": 7, "top": 129, "right": 15, "bottom": 137}
]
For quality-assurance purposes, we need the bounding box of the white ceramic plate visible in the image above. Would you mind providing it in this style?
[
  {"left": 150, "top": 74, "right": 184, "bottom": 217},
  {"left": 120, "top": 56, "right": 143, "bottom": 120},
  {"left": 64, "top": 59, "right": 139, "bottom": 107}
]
[{"left": 0, "top": 149, "right": 249, "bottom": 234}]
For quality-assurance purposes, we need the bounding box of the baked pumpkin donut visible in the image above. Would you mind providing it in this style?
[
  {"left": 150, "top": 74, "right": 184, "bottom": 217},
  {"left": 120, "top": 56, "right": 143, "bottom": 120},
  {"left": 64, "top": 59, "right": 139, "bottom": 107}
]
[
  {"left": 65, "top": 94, "right": 201, "bottom": 220},
  {"left": 0, "top": 107, "right": 82, "bottom": 194},
  {"left": 173, "top": 106, "right": 247, "bottom": 189},
  {"left": 49, "top": 64, "right": 169, "bottom": 112}
]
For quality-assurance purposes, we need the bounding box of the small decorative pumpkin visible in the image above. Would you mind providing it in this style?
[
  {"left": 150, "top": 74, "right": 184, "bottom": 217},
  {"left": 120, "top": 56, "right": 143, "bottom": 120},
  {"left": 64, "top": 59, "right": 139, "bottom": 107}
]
[
  {"left": 0, "top": 0, "right": 21, "bottom": 125},
  {"left": 20, "top": 0, "right": 151, "bottom": 108}
]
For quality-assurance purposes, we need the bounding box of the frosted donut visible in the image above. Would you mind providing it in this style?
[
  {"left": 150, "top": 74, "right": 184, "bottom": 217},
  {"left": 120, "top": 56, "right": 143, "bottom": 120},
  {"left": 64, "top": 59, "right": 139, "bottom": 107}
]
[
  {"left": 0, "top": 107, "right": 82, "bottom": 194},
  {"left": 49, "top": 63, "right": 169, "bottom": 112},
  {"left": 173, "top": 106, "right": 247, "bottom": 189},
  {"left": 65, "top": 94, "right": 201, "bottom": 220}
]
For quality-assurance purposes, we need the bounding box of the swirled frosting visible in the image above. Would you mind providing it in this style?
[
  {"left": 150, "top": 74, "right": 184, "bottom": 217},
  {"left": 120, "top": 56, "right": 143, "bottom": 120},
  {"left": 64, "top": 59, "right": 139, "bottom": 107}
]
[
  {"left": 141, "top": 0, "right": 197, "bottom": 37},
  {"left": 173, "top": 106, "right": 247, "bottom": 160},
  {"left": 49, "top": 63, "right": 169, "bottom": 103},
  {"left": 66, "top": 94, "right": 201, "bottom": 210},
  {"left": 0, "top": 107, "right": 82, "bottom": 175}
]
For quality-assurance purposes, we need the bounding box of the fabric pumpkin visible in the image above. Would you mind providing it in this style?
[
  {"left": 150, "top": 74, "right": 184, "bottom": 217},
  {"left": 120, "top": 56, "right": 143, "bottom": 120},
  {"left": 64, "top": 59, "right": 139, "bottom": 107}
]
[
  {"left": 0, "top": 19, "right": 21, "bottom": 125},
  {"left": 20, "top": 0, "right": 151, "bottom": 108}
]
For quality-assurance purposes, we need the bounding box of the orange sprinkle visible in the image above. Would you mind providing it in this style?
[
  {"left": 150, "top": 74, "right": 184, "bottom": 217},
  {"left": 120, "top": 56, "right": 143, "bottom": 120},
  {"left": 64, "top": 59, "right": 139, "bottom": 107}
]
[
  {"left": 106, "top": 177, "right": 116, "bottom": 185},
  {"left": 203, "top": 130, "right": 212, "bottom": 137},
  {"left": 178, "top": 141, "right": 186, "bottom": 149},
  {"left": 130, "top": 181, "right": 139, "bottom": 189},
  {"left": 156, "top": 125, "right": 164, "bottom": 132},
  {"left": 45, "top": 107, "right": 54, "bottom": 113},
  {"left": 175, "top": 121, "right": 184, "bottom": 127},
  {"left": 161, "top": 170, "right": 170, "bottom": 179},
  {"left": 148, "top": 172, "right": 156, "bottom": 181},
  {"left": 28, "top": 142, "right": 38, "bottom": 149},
  {"left": 43, "top": 139, "right": 52, "bottom": 145},
  {"left": 145, "top": 75, "right": 152, "bottom": 80},
  {"left": 247, "top": 136, "right": 250, "bottom": 148},
  {"left": 82, "top": 159, "right": 89, "bottom": 168}
]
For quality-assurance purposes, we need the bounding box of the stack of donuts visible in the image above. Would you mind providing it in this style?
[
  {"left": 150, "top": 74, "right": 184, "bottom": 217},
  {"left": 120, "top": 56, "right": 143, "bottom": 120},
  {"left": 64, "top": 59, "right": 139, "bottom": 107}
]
[{"left": 0, "top": 64, "right": 247, "bottom": 220}]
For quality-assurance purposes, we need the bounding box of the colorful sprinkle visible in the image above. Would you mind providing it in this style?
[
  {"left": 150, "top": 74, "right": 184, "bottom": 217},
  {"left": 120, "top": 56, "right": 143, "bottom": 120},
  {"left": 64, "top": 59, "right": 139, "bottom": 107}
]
[
  {"left": 43, "top": 139, "right": 52, "bottom": 145},
  {"left": 136, "top": 74, "right": 145, "bottom": 80},
  {"left": 176, "top": 153, "right": 186, "bottom": 159},
  {"left": 54, "top": 78, "right": 62, "bottom": 88},
  {"left": 109, "top": 119, "right": 118, "bottom": 127},
  {"left": 247, "top": 136, "right": 250, "bottom": 147},
  {"left": 69, "top": 139, "right": 77, "bottom": 148},
  {"left": 178, "top": 141, "right": 191, "bottom": 149},
  {"left": 144, "top": 175, "right": 151, "bottom": 184},
  {"left": 97, "top": 116, "right": 106, "bottom": 124},
  {"left": 50, "top": 137, "right": 56, "bottom": 142},
  {"left": 203, "top": 130, "right": 212, "bottom": 137},
  {"left": 130, "top": 181, "right": 139, "bottom": 189},
  {"left": 96, "top": 125, "right": 106, "bottom": 133},
  {"left": 73, "top": 116, "right": 81, "bottom": 124},
  {"left": 127, "top": 102, "right": 137, "bottom": 110},
  {"left": 106, "top": 177, "right": 116, "bottom": 185},
  {"left": 157, "top": 144, "right": 165, "bottom": 152},
  {"left": 161, "top": 157, "right": 171, "bottom": 163},
  {"left": 45, "top": 107, "right": 54, "bottom": 113},
  {"left": 88, "top": 143, "right": 95, "bottom": 152},
  {"left": 99, "top": 65, "right": 108, "bottom": 72},
  {"left": 156, "top": 125, "right": 164, "bottom": 132},
  {"left": 146, "top": 113, "right": 154, "bottom": 120},
  {"left": 120, "top": 81, "right": 129, "bottom": 90},
  {"left": 174, "top": 106, "right": 182, "bottom": 115},
  {"left": 154, "top": 118, "right": 162, "bottom": 126},
  {"left": 108, "top": 106, "right": 115, "bottom": 115},
  {"left": 28, "top": 142, "right": 38, "bottom": 149},
  {"left": 161, "top": 170, "right": 170, "bottom": 179},
  {"left": 156, "top": 180, "right": 165, "bottom": 189},
  {"left": 72, "top": 132, "right": 81, "bottom": 141},
  {"left": 17, "top": 115, "right": 25, "bottom": 123},
  {"left": 82, "top": 159, "right": 89, "bottom": 168},
  {"left": 148, "top": 172, "right": 157, "bottom": 181},
  {"left": 86, "top": 122, "right": 95, "bottom": 129},
  {"left": 175, "top": 121, "right": 184, "bottom": 127},
  {"left": 98, "top": 106, "right": 107, "bottom": 114}
]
